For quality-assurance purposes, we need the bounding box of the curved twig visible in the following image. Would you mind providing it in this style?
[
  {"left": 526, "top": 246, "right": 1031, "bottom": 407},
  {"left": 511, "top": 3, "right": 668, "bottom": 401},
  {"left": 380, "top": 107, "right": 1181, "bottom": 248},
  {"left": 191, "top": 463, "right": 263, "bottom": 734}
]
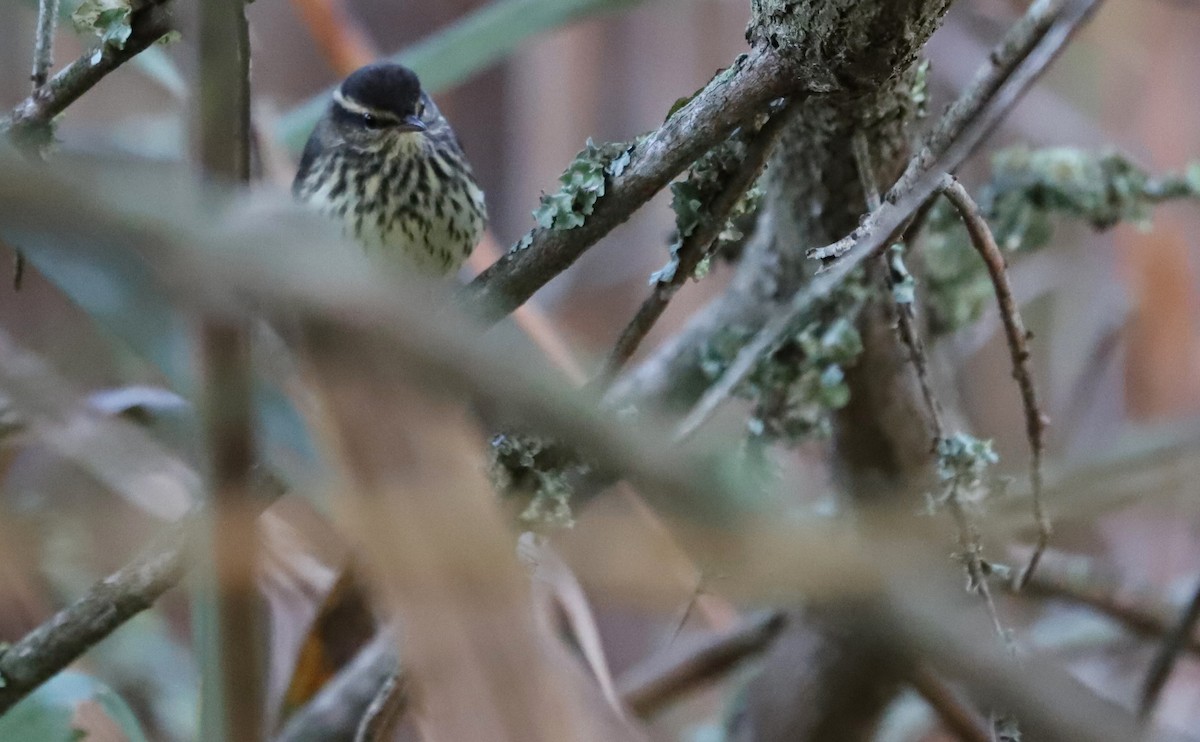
[{"left": 939, "top": 176, "right": 1048, "bottom": 591}]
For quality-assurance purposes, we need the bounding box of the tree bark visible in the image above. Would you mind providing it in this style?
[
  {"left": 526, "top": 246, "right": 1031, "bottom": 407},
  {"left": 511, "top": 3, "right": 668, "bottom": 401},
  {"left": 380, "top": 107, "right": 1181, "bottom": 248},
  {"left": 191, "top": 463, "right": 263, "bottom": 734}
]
[{"left": 726, "top": 2, "right": 954, "bottom": 739}]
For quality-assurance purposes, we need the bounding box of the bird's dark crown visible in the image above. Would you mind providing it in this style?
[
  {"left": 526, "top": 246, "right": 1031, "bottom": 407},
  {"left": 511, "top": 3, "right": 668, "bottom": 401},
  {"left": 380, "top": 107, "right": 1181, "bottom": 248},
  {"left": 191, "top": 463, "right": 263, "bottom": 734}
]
[{"left": 337, "top": 63, "right": 423, "bottom": 119}]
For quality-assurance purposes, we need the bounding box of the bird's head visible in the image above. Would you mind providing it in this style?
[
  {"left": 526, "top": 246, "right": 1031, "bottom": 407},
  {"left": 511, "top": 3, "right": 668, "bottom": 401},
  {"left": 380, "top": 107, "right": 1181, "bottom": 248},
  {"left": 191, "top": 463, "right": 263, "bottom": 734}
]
[{"left": 328, "top": 63, "right": 436, "bottom": 146}]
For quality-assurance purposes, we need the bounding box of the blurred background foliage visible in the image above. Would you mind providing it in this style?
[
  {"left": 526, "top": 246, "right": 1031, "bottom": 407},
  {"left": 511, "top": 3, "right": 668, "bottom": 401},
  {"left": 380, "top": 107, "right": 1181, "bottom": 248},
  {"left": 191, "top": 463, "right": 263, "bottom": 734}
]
[{"left": 1, "top": 0, "right": 1200, "bottom": 740}]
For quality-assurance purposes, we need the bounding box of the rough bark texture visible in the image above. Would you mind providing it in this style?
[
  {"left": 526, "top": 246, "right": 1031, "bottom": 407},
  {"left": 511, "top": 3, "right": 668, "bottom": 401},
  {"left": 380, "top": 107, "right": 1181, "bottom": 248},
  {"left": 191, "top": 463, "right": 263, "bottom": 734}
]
[{"left": 727, "top": 2, "right": 953, "bottom": 739}]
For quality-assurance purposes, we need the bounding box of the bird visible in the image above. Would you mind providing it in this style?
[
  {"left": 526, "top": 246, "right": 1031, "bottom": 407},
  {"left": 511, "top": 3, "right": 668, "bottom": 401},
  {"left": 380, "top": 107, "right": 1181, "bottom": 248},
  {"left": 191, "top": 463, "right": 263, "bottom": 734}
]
[{"left": 293, "top": 63, "right": 487, "bottom": 275}]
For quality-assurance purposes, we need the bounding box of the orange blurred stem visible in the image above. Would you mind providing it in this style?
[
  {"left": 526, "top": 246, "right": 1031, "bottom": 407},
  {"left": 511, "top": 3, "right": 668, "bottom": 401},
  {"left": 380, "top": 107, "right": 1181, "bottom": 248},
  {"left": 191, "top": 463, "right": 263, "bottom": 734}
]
[{"left": 289, "top": 0, "right": 378, "bottom": 75}]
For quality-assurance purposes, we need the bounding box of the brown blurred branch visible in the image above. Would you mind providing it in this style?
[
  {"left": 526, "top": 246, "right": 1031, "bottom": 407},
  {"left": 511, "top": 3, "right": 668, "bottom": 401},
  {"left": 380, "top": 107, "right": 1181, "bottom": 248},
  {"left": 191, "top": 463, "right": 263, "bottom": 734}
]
[
  {"left": 939, "top": 176, "right": 1048, "bottom": 591},
  {"left": 1140, "top": 576, "right": 1200, "bottom": 721},
  {"left": 2, "top": 0, "right": 175, "bottom": 147},
  {"left": 909, "top": 664, "right": 992, "bottom": 742},
  {"left": 196, "top": 0, "right": 261, "bottom": 736},
  {"left": 618, "top": 610, "right": 786, "bottom": 718},
  {"left": 31, "top": 0, "right": 59, "bottom": 93}
]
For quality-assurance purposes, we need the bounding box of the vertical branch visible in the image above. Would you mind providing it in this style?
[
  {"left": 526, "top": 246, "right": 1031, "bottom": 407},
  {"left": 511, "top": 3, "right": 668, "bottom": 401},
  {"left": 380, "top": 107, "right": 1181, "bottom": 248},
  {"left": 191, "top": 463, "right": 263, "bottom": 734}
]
[
  {"left": 939, "top": 176, "right": 1048, "bottom": 590},
  {"left": 199, "top": 322, "right": 262, "bottom": 742},
  {"left": 196, "top": 0, "right": 260, "bottom": 739},
  {"left": 31, "top": 0, "right": 60, "bottom": 90}
]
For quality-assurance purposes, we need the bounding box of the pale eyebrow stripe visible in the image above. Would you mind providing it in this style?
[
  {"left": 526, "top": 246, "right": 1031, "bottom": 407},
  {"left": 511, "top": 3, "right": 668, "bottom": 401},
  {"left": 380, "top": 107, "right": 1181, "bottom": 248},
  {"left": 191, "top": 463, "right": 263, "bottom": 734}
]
[{"left": 332, "top": 89, "right": 403, "bottom": 122}]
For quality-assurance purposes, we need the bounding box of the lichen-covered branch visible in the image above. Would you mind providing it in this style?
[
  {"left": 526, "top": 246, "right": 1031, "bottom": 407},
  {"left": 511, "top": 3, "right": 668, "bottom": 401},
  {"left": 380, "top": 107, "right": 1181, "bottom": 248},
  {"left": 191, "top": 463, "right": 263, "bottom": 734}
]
[
  {"left": 600, "top": 102, "right": 796, "bottom": 378},
  {"left": 666, "top": 0, "right": 1104, "bottom": 450},
  {"left": 461, "top": 49, "right": 797, "bottom": 323},
  {"left": 3, "top": 0, "right": 175, "bottom": 148}
]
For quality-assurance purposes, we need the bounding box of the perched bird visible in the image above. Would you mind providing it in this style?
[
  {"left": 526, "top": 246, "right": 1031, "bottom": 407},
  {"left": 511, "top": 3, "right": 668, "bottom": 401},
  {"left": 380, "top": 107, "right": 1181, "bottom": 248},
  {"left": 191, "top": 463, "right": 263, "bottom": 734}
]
[{"left": 293, "top": 63, "right": 487, "bottom": 275}]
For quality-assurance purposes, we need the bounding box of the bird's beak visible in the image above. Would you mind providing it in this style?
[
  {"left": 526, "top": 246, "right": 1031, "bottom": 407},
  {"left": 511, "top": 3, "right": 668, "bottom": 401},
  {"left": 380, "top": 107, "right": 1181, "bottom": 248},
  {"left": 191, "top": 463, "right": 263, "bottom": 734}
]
[{"left": 397, "top": 115, "right": 427, "bottom": 133}]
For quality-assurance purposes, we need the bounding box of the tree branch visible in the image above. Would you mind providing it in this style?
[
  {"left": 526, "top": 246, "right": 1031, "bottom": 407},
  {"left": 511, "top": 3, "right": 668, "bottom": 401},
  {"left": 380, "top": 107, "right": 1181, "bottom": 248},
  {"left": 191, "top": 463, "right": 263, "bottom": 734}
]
[
  {"left": 0, "top": 519, "right": 193, "bottom": 715},
  {"left": 31, "top": 0, "right": 60, "bottom": 91},
  {"left": 939, "top": 176, "right": 1048, "bottom": 590},
  {"left": 461, "top": 49, "right": 797, "bottom": 323},
  {"left": 196, "top": 0, "right": 261, "bottom": 736},
  {"left": 617, "top": 611, "right": 786, "bottom": 718},
  {"left": 600, "top": 101, "right": 797, "bottom": 378},
  {"left": 909, "top": 664, "right": 992, "bottom": 742},
  {"left": 3, "top": 0, "right": 175, "bottom": 146},
  {"left": 667, "top": 0, "right": 1104, "bottom": 443}
]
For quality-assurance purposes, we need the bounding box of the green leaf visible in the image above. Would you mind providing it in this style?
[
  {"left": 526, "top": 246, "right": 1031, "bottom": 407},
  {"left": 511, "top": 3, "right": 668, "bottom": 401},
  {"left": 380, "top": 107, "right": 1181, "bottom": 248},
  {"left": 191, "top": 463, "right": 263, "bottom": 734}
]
[{"left": 0, "top": 671, "right": 148, "bottom": 742}]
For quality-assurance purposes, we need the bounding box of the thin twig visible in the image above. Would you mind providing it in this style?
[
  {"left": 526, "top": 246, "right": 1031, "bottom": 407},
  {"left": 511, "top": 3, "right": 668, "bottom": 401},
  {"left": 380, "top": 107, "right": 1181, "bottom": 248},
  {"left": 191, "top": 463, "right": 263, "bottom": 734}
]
[
  {"left": 353, "top": 671, "right": 407, "bottom": 742},
  {"left": 882, "top": 206, "right": 1006, "bottom": 641},
  {"left": 1139, "top": 576, "right": 1200, "bottom": 721},
  {"left": 1018, "top": 548, "right": 1200, "bottom": 655},
  {"left": 617, "top": 611, "right": 786, "bottom": 718},
  {"left": 939, "top": 176, "right": 1048, "bottom": 591},
  {"left": 910, "top": 663, "right": 992, "bottom": 742},
  {"left": 31, "top": 0, "right": 60, "bottom": 90},
  {"left": 3, "top": 0, "right": 175, "bottom": 144},
  {"left": 600, "top": 101, "right": 796, "bottom": 378},
  {"left": 670, "top": 0, "right": 1104, "bottom": 441}
]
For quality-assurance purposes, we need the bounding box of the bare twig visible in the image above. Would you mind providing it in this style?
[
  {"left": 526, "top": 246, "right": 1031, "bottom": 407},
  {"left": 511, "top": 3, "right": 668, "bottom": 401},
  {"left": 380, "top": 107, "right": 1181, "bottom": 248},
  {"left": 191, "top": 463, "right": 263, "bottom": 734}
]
[
  {"left": 670, "top": 0, "right": 1104, "bottom": 442},
  {"left": 1139, "top": 576, "right": 1200, "bottom": 721},
  {"left": 617, "top": 610, "right": 786, "bottom": 718},
  {"left": 939, "top": 176, "right": 1048, "bottom": 591},
  {"left": 461, "top": 49, "right": 797, "bottom": 323},
  {"left": 31, "top": 0, "right": 60, "bottom": 90},
  {"left": 600, "top": 102, "right": 796, "bottom": 378},
  {"left": 3, "top": 0, "right": 175, "bottom": 144},
  {"left": 910, "top": 663, "right": 992, "bottom": 742}
]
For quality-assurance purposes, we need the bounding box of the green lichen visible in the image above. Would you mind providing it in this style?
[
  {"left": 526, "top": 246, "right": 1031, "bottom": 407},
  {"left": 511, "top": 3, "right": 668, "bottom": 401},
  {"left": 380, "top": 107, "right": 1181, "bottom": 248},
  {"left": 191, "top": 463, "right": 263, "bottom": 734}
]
[
  {"left": 910, "top": 59, "right": 931, "bottom": 120},
  {"left": 488, "top": 431, "right": 583, "bottom": 530},
  {"left": 530, "top": 138, "right": 634, "bottom": 232},
  {"left": 652, "top": 119, "right": 768, "bottom": 284},
  {"left": 926, "top": 432, "right": 1001, "bottom": 513},
  {"left": 699, "top": 276, "right": 869, "bottom": 443},
  {"left": 925, "top": 147, "right": 1200, "bottom": 334}
]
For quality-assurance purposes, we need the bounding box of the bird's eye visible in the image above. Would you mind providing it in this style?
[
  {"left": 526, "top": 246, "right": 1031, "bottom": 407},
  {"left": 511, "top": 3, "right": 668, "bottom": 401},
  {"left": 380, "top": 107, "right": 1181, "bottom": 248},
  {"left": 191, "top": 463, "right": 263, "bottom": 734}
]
[
  {"left": 416, "top": 101, "right": 426, "bottom": 118},
  {"left": 361, "top": 111, "right": 383, "bottom": 128}
]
